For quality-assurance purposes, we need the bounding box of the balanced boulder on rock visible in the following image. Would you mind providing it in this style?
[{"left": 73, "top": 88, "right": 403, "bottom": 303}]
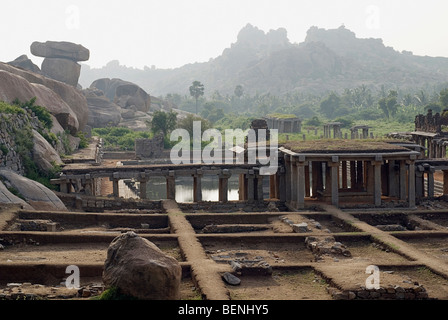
[
  {"left": 102, "top": 231, "right": 182, "bottom": 300},
  {"left": 31, "top": 41, "right": 89, "bottom": 87}
]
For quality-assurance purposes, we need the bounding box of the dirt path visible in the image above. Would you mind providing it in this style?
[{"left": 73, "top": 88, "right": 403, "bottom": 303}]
[{"left": 162, "top": 199, "right": 232, "bottom": 300}]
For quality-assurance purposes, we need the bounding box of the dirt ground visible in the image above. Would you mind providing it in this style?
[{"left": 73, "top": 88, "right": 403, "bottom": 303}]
[{"left": 4, "top": 159, "right": 448, "bottom": 300}]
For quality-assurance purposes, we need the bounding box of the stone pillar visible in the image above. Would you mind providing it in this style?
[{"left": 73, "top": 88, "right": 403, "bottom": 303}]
[
  {"left": 269, "top": 174, "right": 277, "bottom": 199},
  {"left": 193, "top": 169, "right": 203, "bottom": 202},
  {"left": 59, "top": 174, "right": 69, "bottom": 193},
  {"left": 138, "top": 172, "right": 148, "bottom": 200},
  {"left": 443, "top": 170, "right": 448, "bottom": 195},
  {"left": 83, "top": 174, "right": 93, "bottom": 196},
  {"left": 111, "top": 172, "right": 120, "bottom": 198},
  {"left": 166, "top": 171, "right": 176, "bottom": 200},
  {"left": 341, "top": 161, "right": 348, "bottom": 189},
  {"left": 247, "top": 170, "right": 255, "bottom": 202},
  {"left": 290, "top": 155, "right": 297, "bottom": 207},
  {"left": 295, "top": 155, "right": 307, "bottom": 209},
  {"left": 305, "top": 164, "right": 310, "bottom": 197},
  {"left": 399, "top": 160, "right": 407, "bottom": 200},
  {"left": 388, "top": 160, "right": 397, "bottom": 197},
  {"left": 329, "top": 156, "right": 339, "bottom": 207},
  {"left": 284, "top": 155, "right": 291, "bottom": 203},
  {"left": 219, "top": 169, "right": 230, "bottom": 203},
  {"left": 356, "top": 161, "right": 364, "bottom": 190},
  {"left": 278, "top": 166, "right": 286, "bottom": 202},
  {"left": 425, "top": 165, "right": 435, "bottom": 198},
  {"left": 350, "top": 161, "right": 356, "bottom": 189},
  {"left": 408, "top": 160, "right": 416, "bottom": 208},
  {"left": 415, "top": 166, "right": 424, "bottom": 200},
  {"left": 256, "top": 173, "right": 264, "bottom": 202},
  {"left": 239, "top": 173, "right": 246, "bottom": 200},
  {"left": 372, "top": 157, "right": 382, "bottom": 206}
]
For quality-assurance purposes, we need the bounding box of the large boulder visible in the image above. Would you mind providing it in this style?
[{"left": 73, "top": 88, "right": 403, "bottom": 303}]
[
  {"left": 0, "top": 169, "right": 67, "bottom": 211},
  {"left": 7, "top": 55, "right": 41, "bottom": 74},
  {"left": 83, "top": 88, "right": 122, "bottom": 128},
  {"left": 31, "top": 40, "right": 89, "bottom": 90},
  {"left": 0, "top": 180, "right": 34, "bottom": 210},
  {"left": 0, "top": 70, "right": 80, "bottom": 134},
  {"left": 32, "top": 129, "right": 64, "bottom": 174},
  {"left": 0, "top": 62, "right": 88, "bottom": 133},
  {"left": 41, "top": 58, "right": 81, "bottom": 87},
  {"left": 102, "top": 231, "right": 182, "bottom": 300},
  {"left": 30, "top": 41, "right": 90, "bottom": 62},
  {"left": 90, "top": 78, "right": 151, "bottom": 113}
]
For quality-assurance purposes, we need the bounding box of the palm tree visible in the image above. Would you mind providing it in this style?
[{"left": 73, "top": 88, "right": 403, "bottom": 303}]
[{"left": 189, "top": 81, "right": 205, "bottom": 114}]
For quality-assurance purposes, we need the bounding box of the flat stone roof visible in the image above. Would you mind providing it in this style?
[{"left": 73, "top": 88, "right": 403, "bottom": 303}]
[{"left": 282, "top": 139, "right": 411, "bottom": 154}]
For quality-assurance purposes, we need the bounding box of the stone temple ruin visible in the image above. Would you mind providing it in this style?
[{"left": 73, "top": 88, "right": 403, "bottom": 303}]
[{"left": 4, "top": 117, "right": 448, "bottom": 301}]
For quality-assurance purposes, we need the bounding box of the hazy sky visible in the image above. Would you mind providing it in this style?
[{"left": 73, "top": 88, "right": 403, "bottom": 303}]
[{"left": 2, "top": 0, "right": 448, "bottom": 69}]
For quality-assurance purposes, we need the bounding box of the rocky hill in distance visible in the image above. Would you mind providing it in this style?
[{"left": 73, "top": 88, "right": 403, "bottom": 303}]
[{"left": 79, "top": 24, "right": 448, "bottom": 97}]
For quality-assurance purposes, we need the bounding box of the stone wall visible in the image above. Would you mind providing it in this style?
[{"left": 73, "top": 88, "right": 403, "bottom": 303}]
[
  {"left": 135, "top": 133, "right": 165, "bottom": 159},
  {"left": 0, "top": 112, "right": 44, "bottom": 175},
  {"left": 415, "top": 109, "right": 442, "bottom": 133}
]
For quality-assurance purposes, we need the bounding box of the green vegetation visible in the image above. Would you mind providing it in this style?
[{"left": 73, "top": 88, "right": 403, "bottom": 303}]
[
  {"left": 95, "top": 286, "right": 138, "bottom": 300},
  {"left": 0, "top": 101, "right": 25, "bottom": 115},
  {"left": 158, "top": 83, "right": 448, "bottom": 141},
  {"left": 92, "top": 127, "right": 153, "bottom": 151},
  {"left": 12, "top": 97, "right": 53, "bottom": 129}
]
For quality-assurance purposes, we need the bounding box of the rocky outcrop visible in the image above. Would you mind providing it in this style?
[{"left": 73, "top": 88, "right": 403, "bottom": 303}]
[
  {"left": 0, "top": 180, "right": 34, "bottom": 210},
  {"left": 102, "top": 231, "right": 181, "bottom": 300},
  {"left": 83, "top": 88, "right": 122, "bottom": 128},
  {"left": 90, "top": 78, "right": 151, "bottom": 113},
  {"left": 32, "top": 129, "right": 64, "bottom": 174},
  {"left": 0, "top": 169, "right": 67, "bottom": 211},
  {"left": 31, "top": 41, "right": 90, "bottom": 62},
  {"left": 7, "top": 55, "right": 41, "bottom": 74},
  {"left": 31, "top": 41, "right": 89, "bottom": 87},
  {"left": 0, "top": 70, "right": 80, "bottom": 134},
  {"left": 86, "top": 78, "right": 152, "bottom": 129},
  {"left": 0, "top": 62, "right": 88, "bottom": 134}
]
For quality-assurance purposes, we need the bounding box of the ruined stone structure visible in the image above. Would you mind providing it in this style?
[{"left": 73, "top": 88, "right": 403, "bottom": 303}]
[
  {"left": 264, "top": 115, "right": 301, "bottom": 134},
  {"left": 280, "top": 141, "right": 420, "bottom": 209},
  {"left": 323, "top": 122, "right": 342, "bottom": 139},
  {"left": 135, "top": 133, "right": 165, "bottom": 160}
]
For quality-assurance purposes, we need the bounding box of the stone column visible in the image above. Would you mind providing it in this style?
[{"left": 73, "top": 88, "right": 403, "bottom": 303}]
[
  {"left": 443, "top": 170, "right": 448, "bottom": 195},
  {"left": 305, "top": 164, "right": 310, "bottom": 197},
  {"left": 138, "top": 171, "right": 149, "bottom": 200},
  {"left": 284, "top": 154, "right": 291, "bottom": 203},
  {"left": 247, "top": 170, "right": 255, "bottom": 202},
  {"left": 59, "top": 174, "right": 69, "bottom": 193},
  {"left": 278, "top": 166, "right": 286, "bottom": 202},
  {"left": 82, "top": 174, "right": 93, "bottom": 196},
  {"left": 239, "top": 173, "right": 246, "bottom": 201},
  {"left": 328, "top": 156, "right": 339, "bottom": 207},
  {"left": 193, "top": 169, "right": 203, "bottom": 202},
  {"left": 295, "top": 155, "right": 307, "bottom": 209},
  {"left": 399, "top": 160, "right": 407, "bottom": 200},
  {"left": 111, "top": 172, "right": 120, "bottom": 198},
  {"left": 372, "top": 157, "right": 382, "bottom": 206},
  {"left": 290, "top": 155, "right": 297, "bottom": 207},
  {"left": 415, "top": 166, "right": 424, "bottom": 200},
  {"left": 256, "top": 173, "right": 264, "bottom": 202},
  {"left": 408, "top": 159, "right": 416, "bottom": 208},
  {"left": 166, "top": 171, "right": 176, "bottom": 200},
  {"left": 425, "top": 165, "right": 435, "bottom": 198},
  {"left": 341, "top": 161, "right": 348, "bottom": 189},
  {"left": 219, "top": 169, "right": 231, "bottom": 203},
  {"left": 350, "top": 161, "right": 356, "bottom": 189}
]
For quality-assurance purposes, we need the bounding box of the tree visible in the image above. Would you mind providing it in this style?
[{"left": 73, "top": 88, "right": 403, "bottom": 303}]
[
  {"left": 234, "top": 85, "right": 244, "bottom": 98},
  {"left": 150, "top": 110, "right": 177, "bottom": 137},
  {"left": 189, "top": 81, "right": 205, "bottom": 114},
  {"left": 319, "top": 92, "right": 341, "bottom": 119},
  {"left": 378, "top": 90, "right": 398, "bottom": 119},
  {"left": 439, "top": 88, "right": 448, "bottom": 109}
]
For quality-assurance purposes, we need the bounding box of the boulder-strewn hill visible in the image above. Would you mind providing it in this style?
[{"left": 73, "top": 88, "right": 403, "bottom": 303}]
[{"left": 79, "top": 24, "right": 448, "bottom": 97}]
